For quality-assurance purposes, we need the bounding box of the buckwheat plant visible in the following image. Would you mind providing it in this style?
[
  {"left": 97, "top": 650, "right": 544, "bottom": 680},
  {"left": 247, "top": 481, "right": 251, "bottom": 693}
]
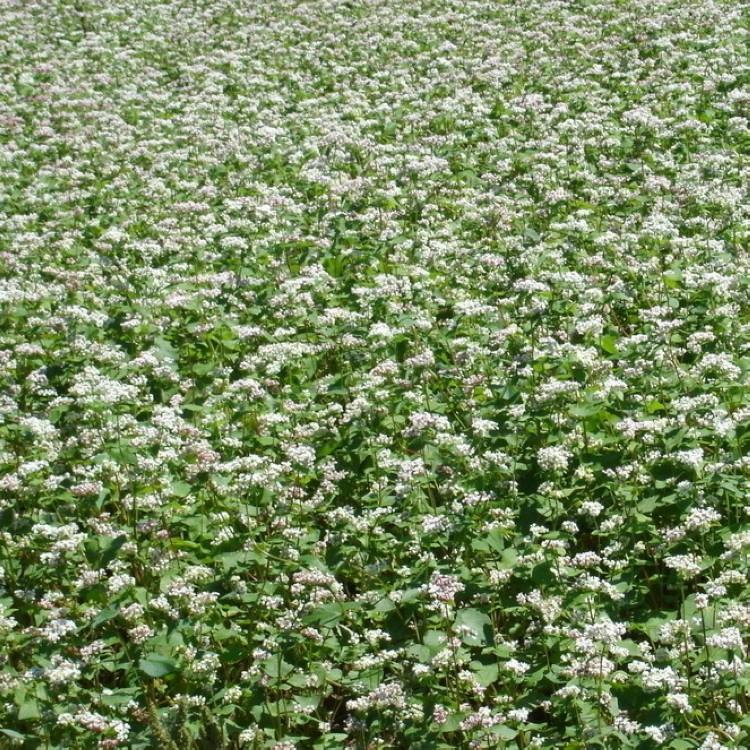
[{"left": 1, "top": 0, "right": 750, "bottom": 747}]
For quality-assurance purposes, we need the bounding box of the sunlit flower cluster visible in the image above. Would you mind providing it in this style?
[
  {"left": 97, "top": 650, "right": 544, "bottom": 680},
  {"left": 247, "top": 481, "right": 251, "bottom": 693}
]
[{"left": 1, "top": 0, "right": 749, "bottom": 747}]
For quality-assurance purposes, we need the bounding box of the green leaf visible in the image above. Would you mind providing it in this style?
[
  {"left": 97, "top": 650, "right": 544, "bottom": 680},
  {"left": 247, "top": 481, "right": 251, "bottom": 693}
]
[
  {"left": 569, "top": 402, "right": 601, "bottom": 417},
  {"left": 262, "top": 658, "right": 295, "bottom": 679},
  {"left": 492, "top": 725, "right": 517, "bottom": 740},
  {"left": 0, "top": 728, "right": 25, "bottom": 741},
  {"left": 303, "top": 603, "right": 348, "bottom": 627},
  {"left": 471, "top": 661, "right": 499, "bottom": 687},
  {"left": 218, "top": 551, "right": 246, "bottom": 571},
  {"left": 423, "top": 630, "right": 448, "bottom": 649},
  {"left": 293, "top": 694, "right": 321, "bottom": 710},
  {"left": 18, "top": 699, "right": 40, "bottom": 720},
  {"left": 171, "top": 480, "right": 192, "bottom": 498},
  {"left": 454, "top": 608, "right": 493, "bottom": 646},
  {"left": 92, "top": 607, "right": 119, "bottom": 628},
  {"left": 101, "top": 534, "right": 127, "bottom": 566},
  {"left": 100, "top": 689, "right": 139, "bottom": 706},
  {"left": 153, "top": 335, "right": 178, "bottom": 360},
  {"left": 373, "top": 596, "right": 396, "bottom": 612},
  {"left": 600, "top": 335, "right": 619, "bottom": 355},
  {"left": 139, "top": 654, "right": 178, "bottom": 678},
  {"left": 498, "top": 548, "right": 517, "bottom": 569},
  {"left": 436, "top": 712, "right": 465, "bottom": 732}
]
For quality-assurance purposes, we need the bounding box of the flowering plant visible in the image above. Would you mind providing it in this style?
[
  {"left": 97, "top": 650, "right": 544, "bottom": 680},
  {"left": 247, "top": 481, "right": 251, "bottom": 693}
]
[{"left": 1, "top": 0, "right": 750, "bottom": 748}]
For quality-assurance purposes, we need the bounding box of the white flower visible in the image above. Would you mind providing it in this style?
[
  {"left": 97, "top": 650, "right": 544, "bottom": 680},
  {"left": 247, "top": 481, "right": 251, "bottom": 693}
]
[
  {"left": 423, "top": 572, "right": 464, "bottom": 604},
  {"left": 580, "top": 501, "right": 604, "bottom": 518},
  {"left": 666, "top": 692, "right": 691, "bottom": 713},
  {"left": 505, "top": 659, "right": 530, "bottom": 676},
  {"left": 664, "top": 554, "right": 702, "bottom": 579},
  {"left": 537, "top": 446, "right": 571, "bottom": 471}
]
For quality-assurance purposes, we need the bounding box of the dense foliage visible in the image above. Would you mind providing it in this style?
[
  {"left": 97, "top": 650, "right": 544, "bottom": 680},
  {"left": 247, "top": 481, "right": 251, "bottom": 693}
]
[{"left": 1, "top": 0, "right": 750, "bottom": 747}]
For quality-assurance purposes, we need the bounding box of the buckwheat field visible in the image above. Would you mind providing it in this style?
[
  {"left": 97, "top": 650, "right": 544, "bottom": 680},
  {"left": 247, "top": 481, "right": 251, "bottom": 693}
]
[{"left": 2, "top": 0, "right": 750, "bottom": 747}]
